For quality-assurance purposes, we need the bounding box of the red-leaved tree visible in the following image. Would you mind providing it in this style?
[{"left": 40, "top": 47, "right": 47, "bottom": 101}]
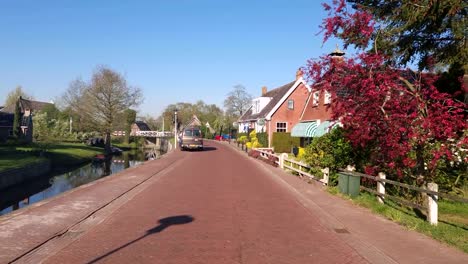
[{"left": 306, "top": 0, "right": 467, "bottom": 185}]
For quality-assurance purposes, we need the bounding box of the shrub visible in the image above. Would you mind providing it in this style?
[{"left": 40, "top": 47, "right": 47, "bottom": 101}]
[
  {"left": 303, "top": 128, "right": 355, "bottom": 185},
  {"left": 248, "top": 149, "right": 260, "bottom": 158},
  {"left": 238, "top": 135, "right": 248, "bottom": 144},
  {"left": 257, "top": 132, "right": 269, "bottom": 147}
]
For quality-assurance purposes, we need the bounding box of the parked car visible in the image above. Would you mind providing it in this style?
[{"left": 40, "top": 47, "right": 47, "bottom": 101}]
[{"left": 180, "top": 126, "right": 203, "bottom": 150}]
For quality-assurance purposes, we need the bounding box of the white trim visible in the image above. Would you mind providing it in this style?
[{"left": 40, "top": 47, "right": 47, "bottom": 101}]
[
  {"left": 300, "top": 92, "right": 313, "bottom": 120},
  {"left": 265, "top": 77, "right": 311, "bottom": 120}
]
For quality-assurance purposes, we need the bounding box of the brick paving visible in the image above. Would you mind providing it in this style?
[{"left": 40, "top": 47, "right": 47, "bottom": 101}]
[
  {"left": 43, "top": 142, "right": 365, "bottom": 264},
  {"left": 2, "top": 140, "right": 467, "bottom": 263}
]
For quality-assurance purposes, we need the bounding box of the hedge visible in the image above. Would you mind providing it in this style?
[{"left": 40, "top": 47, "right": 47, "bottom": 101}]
[
  {"left": 256, "top": 132, "right": 268, "bottom": 147},
  {"left": 272, "top": 132, "right": 300, "bottom": 153}
]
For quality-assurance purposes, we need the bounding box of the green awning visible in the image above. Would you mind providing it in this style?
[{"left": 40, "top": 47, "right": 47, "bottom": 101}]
[
  {"left": 291, "top": 121, "right": 318, "bottom": 137},
  {"left": 314, "top": 121, "right": 340, "bottom": 137}
]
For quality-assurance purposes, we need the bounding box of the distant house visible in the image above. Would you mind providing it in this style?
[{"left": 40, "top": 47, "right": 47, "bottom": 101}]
[
  {"left": 0, "top": 97, "right": 54, "bottom": 143},
  {"left": 130, "top": 121, "right": 152, "bottom": 136},
  {"left": 183, "top": 115, "right": 202, "bottom": 129},
  {"left": 237, "top": 69, "right": 312, "bottom": 147}
]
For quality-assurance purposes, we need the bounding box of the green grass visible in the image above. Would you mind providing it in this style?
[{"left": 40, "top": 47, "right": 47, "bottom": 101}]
[
  {"left": 0, "top": 142, "right": 103, "bottom": 171},
  {"left": 327, "top": 187, "right": 468, "bottom": 253},
  {"left": 0, "top": 151, "right": 48, "bottom": 171}
]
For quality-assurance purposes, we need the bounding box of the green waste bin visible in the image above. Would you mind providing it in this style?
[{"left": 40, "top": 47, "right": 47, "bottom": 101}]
[
  {"left": 338, "top": 172, "right": 361, "bottom": 198},
  {"left": 338, "top": 173, "right": 349, "bottom": 195}
]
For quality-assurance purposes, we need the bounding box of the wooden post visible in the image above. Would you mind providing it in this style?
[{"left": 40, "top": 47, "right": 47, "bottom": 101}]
[
  {"left": 427, "top": 182, "right": 438, "bottom": 225},
  {"left": 377, "top": 172, "right": 386, "bottom": 204}
]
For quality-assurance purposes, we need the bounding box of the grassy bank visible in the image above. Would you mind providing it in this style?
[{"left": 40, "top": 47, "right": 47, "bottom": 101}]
[
  {"left": 0, "top": 142, "right": 103, "bottom": 172},
  {"left": 328, "top": 187, "right": 468, "bottom": 253}
]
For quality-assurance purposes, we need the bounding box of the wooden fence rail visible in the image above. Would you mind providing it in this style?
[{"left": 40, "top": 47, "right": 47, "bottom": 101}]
[{"left": 233, "top": 144, "right": 466, "bottom": 225}]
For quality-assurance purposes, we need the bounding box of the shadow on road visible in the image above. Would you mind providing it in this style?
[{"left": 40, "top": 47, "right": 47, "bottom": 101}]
[
  {"left": 182, "top": 146, "right": 217, "bottom": 152},
  {"left": 86, "top": 215, "right": 195, "bottom": 264}
]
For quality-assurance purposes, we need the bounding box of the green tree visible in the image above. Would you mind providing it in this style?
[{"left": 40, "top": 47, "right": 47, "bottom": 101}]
[
  {"left": 4, "top": 86, "right": 32, "bottom": 108},
  {"left": 124, "top": 109, "right": 137, "bottom": 144},
  {"left": 12, "top": 99, "right": 22, "bottom": 139}
]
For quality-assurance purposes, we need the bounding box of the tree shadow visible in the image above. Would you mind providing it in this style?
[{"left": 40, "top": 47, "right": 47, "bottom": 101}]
[{"left": 86, "top": 215, "right": 194, "bottom": 264}]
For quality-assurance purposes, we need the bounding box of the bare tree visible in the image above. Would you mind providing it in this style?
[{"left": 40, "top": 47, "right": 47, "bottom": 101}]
[
  {"left": 86, "top": 67, "right": 142, "bottom": 153},
  {"left": 223, "top": 84, "right": 252, "bottom": 117},
  {"left": 62, "top": 67, "right": 142, "bottom": 153}
]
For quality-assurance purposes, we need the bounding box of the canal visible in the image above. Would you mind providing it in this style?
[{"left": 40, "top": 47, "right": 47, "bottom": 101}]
[{"left": 0, "top": 149, "right": 165, "bottom": 216}]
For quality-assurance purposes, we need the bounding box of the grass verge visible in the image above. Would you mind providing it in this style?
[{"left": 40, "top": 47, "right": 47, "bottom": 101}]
[
  {"left": 327, "top": 187, "right": 468, "bottom": 253},
  {"left": 0, "top": 142, "right": 103, "bottom": 172}
]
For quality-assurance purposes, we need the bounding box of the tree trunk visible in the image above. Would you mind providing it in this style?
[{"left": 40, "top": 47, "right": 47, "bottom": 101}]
[{"left": 105, "top": 131, "right": 112, "bottom": 155}]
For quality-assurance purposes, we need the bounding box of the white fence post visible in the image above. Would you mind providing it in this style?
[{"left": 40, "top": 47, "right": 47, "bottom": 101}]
[
  {"left": 427, "top": 182, "right": 438, "bottom": 225},
  {"left": 377, "top": 172, "right": 386, "bottom": 204},
  {"left": 279, "top": 153, "right": 287, "bottom": 169},
  {"left": 321, "top": 167, "right": 329, "bottom": 186}
]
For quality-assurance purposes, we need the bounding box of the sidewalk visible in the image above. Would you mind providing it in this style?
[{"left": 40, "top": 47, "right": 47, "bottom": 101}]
[{"left": 225, "top": 141, "right": 468, "bottom": 264}]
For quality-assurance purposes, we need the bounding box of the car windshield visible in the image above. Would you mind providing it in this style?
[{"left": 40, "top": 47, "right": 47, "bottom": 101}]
[{"left": 184, "top": 129, "right": 201, "bottom": 137}]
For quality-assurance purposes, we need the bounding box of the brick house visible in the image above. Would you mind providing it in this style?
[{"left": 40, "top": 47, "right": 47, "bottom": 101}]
[
  {"left": 237, "top": 69, "right": 312, "bottom": 148},
  {"left": 0, "top": 97, "right": 53, "bottom": 143},
  {"left": 290, "top": 48, "right": 345, "bottom": 146}
]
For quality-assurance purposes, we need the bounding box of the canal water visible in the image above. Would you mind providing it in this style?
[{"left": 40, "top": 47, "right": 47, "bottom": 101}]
[{"left": 0, "top": 149, "right": 165, "bottom": 216}]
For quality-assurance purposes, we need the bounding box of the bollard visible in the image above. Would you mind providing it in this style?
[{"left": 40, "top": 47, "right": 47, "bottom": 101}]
[
  {"left": 427, "top": 182, "right": 438, "bottom": 225},
  {"left": 377, "top": 172, "right": 386, "bottom": 204}
]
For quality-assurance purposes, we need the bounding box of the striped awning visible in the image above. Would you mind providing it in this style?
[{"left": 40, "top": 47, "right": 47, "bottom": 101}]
[
  {"left": 291, "top": 121, "right": 318, "bottom": 137},
  {"left": 314, "top": 121, "right": 341, "bottom": 137}
]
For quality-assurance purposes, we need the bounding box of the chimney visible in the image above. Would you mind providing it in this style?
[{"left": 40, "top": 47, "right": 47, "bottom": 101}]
[
  {"left": 296, "top": 68, "right": 303, "bottom": 80},
  {"left": 261, "top": 86, "right": 267, "bottom": 96},
  {"left": 329, "top": 44, "right": 345, "bottom": 62}
]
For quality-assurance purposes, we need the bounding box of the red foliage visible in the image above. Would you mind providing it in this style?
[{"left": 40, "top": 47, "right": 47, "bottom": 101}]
[
  {"left": 306, "top": 52, "right": 466, "bottom": 179},
  {"left": 305, "top": 1, "right": 468, "bottom": 181},
  {"left": 320, "top": 0, "right": 374, "bottom": 48}
]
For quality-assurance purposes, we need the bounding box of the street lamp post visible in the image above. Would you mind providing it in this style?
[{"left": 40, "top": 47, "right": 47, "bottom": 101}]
[{"left": 174, "top": 109, "right": 178, "bottom": 150}]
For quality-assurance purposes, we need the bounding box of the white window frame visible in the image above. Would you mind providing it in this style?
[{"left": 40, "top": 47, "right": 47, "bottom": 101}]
[
  {"left": 324, "top": 91, "right": 331, "bottom": 105},
  {"left": 276, "top": 122, "right": 287, "bottom": 132},
  {"left": 312, "top": 91, "right": 320, "bottom": 106},
  {"left": 287, "top": 99, "right": 294, "bottom": 110}
]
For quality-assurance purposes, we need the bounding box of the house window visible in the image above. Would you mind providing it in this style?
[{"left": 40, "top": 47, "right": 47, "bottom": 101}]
[
  {"left": 288, "top": 99, "right": 294, "bottom": 110},
  {"left": 8, "top": 129, "right": 13, "bottom": 136},
  {"left": 312, "top": 91, "right": 320, "bottom": 106},
  {"left": 276, "top": 122, "right": 287, "bottom": 132},
  {"left": 324, "top": 91, "right": 331, "bottom": 105}
]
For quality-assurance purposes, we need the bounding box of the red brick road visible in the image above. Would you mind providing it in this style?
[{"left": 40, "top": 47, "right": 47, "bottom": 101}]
[{"left": 44, "top": 141, "right": 366, "bottom": 264}]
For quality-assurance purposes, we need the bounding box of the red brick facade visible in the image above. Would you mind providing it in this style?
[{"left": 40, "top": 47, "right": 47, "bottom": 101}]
[
  {"left": 301, "top": 90, "right": 333, "bottom": 122},
  {"left": 268, "top": 83, "right": 310, "bottom": 134}
]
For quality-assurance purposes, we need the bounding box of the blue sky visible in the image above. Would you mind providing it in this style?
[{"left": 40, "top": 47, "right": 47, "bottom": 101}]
[{"left": 0, "top": 0, "right": 344, "bottom": 117}]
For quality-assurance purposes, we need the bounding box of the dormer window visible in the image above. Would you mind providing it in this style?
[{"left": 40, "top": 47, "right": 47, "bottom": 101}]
[
  {"left": 288, "top": 99, "right": 294, "bottom": 110},
  {"left": 312, "top": 91, "right": 320, "bottom": 106}
]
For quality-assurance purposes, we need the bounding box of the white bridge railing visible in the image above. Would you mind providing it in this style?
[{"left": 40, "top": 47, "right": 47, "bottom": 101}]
[{"left": 134, "top": 131, "right": 173, "bottom": 137}]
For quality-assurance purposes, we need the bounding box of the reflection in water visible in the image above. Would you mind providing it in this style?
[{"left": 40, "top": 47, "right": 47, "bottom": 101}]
[{"left": 0, "top": 149, "right": 162, "bottom": 216}]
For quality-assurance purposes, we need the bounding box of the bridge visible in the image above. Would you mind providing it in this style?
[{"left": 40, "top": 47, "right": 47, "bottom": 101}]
[
  {"left": 113, "top": 131, "right": 174, "bottom": 138},
  {"left": 0, "top": 140, "right": 466, "bottom": 263}
]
